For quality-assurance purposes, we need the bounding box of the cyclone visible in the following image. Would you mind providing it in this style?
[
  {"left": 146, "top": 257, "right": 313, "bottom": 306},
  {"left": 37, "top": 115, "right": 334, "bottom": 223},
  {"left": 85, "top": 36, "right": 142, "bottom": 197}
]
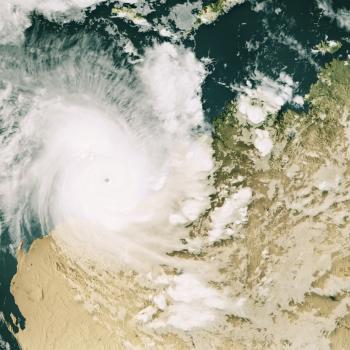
[{"left": 0, "top": 42, "right": 214, "bottom": 267}]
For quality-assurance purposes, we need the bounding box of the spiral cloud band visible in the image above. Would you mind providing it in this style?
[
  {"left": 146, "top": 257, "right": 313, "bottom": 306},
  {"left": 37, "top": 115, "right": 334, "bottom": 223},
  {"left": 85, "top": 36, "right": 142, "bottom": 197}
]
[{"left": 0, "top": 43, "right": 214, "bottom": 267}]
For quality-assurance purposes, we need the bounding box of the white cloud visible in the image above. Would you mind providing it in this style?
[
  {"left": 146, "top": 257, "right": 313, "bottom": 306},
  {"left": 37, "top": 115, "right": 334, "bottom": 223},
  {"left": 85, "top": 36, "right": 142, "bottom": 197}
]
[
  {"left": 165, "top": 273, "right": 228, "bottom": 330},
  {"left": 236, "top": 71, "right": 297, "bottom": 124},
  {"left": 254, "top": 129, "right": 273, "bottom": 157},
  {"left": 208, "top": 188, "right": 252, "bottom": 242},
  {"left": 0, "top": 0, "right": 106, "bottom": 44},
  {"left": 0, "top": 43, "right": 214, "bottom": 270},
  {"left": 318, "top": 0, "right": 350, "bottom": 32}
]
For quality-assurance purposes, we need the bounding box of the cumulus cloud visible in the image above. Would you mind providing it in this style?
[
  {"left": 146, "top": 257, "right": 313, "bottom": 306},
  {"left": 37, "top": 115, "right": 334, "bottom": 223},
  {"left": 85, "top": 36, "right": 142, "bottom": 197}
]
[{"left": 236, "top": 71, "right": 302, "bottom": 124}]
